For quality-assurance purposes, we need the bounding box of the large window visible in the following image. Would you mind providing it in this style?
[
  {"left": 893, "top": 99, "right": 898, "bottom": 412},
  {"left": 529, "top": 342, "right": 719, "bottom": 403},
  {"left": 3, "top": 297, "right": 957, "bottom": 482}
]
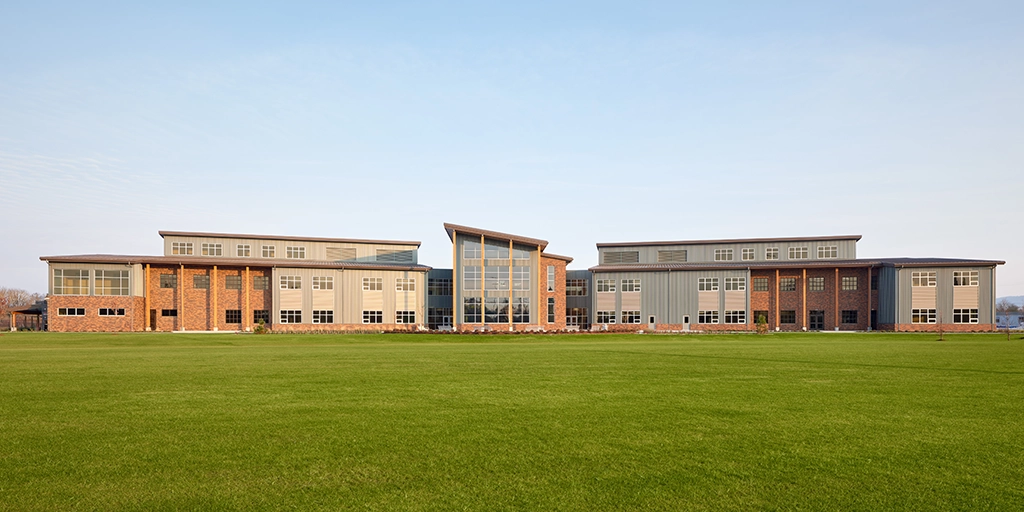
[
  {"left": 808, "top": 277, "right": 824, "bottom": 292},
  {"left": 741, "top": 248, "right": 755, "bottom": 261},
  {"left": 780, "top": 278, "right": 796, "bottom": 292},
  {"left": 95, "top": 270, "right": 129, "bottom": 296},
  {"left": 566, "top": 307, "right": 588, "bottom": 327},
  {"left": 253, "top": 276, "right": 270, "bottom": 290},
  {"left": 463, "top": 297, "right": 482, "bottom": 323},
  {"left": 547, "top": 266, "right": 555, "bottom": 292},
  {"left": 753, "top": 310, "right": 769, "bottom": 324},
  {"left": 789, "top": 247, "right": 808, "bottom": 259},
  {"left": 912, "top": 271, "right": 936, "bottom": 287},
  {"left": 596, "top": 279, "right": 616, "bottom": 293},
  {"left": 842, "top": 310, "right": 858, "bottom": 324},
  {"left": 463, "top": 240, "right": 482, "bottom": 259},
  {"left": 237, "top": 244, "right": 250, "bottom": 257},
  {"left": 724, "top": 310, "right": 745, "bottom": 324},
  {"left": 842, "top": 276, "right": 858, "bottom": 291},
  {"left": 193, "top": 275, "right": 210, "bottom": 289},
  {"left": 765, "top": 248, "right": 779, "bottom": 260},
  {"left": 313, "top": 276, "right": 333, "bottom": 290},
  {"left": 171, "top": 242, "right": 193, "bottom": 255},
  {"left": 280, "top": 276, "right": 301, "bottom": 289},
  {"left": 313, "top": 310, "right": 334, "bottom": 324},
  {"left": 484, "top": 266, "right": 509, "bottom": 290},
  {"left": 484, "top": 241, "right": 510, "bottom": 259},
  {"left": 780, "top": 310, "right": 796, "bottom": 324},
  {"left": 698, "top": 311, "right": 719, "bottom": 324},
  {"left": 566, "top": 279, "right": 588, "bottom": 296},
  {"left": 484, "top": 297, "right": 509, "bottom": 323},
  {"left": 159, "top": 274, "right": 177, "bottom": 289},
  {"left": 725, "top": 277, "right": 745, "bottom": 291},
  {"left": 253, "top": 310, "right": 270, "bottom": 324},
  {"left": 548, "top": 298, "right": 556, "bottom": 323},
  {"left": 98, "top": 308, "right": 125, "bottom": 316},
  {"left": 428, "top": 307, "right": 453, "bottom": 328},
  {"left": 262, "top": 245, "right": 276, "bottom": 258},
  {"left": 753, "top": 277, "right": 769, "bottom": 292},
  {"left": 54, "top": 269, "right": 89, "bottom": 295},
  {"left": 280, "top": 310, "right": 302, "bottom": 323},
  {"left": 428, "top": 278, "right": 452, "bottom": 296},
  {"left": 286, "top": 246, "right": 305, "bottom": 259},
  {"left": 362, "top": 277, "right": 382, "bottom": 291},
  {"left": 596, "top": 311, "right": 616, "bottom": 324},
  {"left": 953, "top": 271, "right": 979, "bottom": 286},
  {"left": 621, "top": 279, "right": 641, "bottom": 292},
  {"left": 817, "top": 246, "right": 838, "bottom": 259},
  {"left": 698, "top": 277, "right": 718, "bottom": 291},
  {"left": 912, "top": 309, "right": 937, "bottom": 324},
  {"left": 512, "top": 297, "right": 530, "bottom": 323},
  {"left": 362, "top": 311, "right": 383, "bottom": 324},
  {"left": 621, "top": 310, "right": 641, "bottom": 324},
  {"left": 225, "top": 310, "right": 242, "bottom": 324},
  {"left": 714, "top": 249, "right": 733, "bottom": 261},
  {"left": 201, "top": 243, "right": 222, "bottom": 256},
  {"left": 225, "top": 275, "right": 242, "bottom": 290},
  {"left": 953, "top": 309, "right": 979, "bottom": 324},
  {"left": 396, "top": 311, "right": 416, "bottom": 324},
  {"left": 58, "top": 307, "right": 86, "bottom": 316},
  {"left": 512, "top": 266, "right": 530, "bottom": 290},
  {"left": 463, "top": 267, "right": 481, "bottom": 291}
]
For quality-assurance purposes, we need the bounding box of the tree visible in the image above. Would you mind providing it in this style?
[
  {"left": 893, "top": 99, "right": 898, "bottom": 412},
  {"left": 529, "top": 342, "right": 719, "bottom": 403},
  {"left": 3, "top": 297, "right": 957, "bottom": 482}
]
[
  {"left": 996, "top": 298, "right": 1020, "bottom": 314},
  {"left": 0, "top": 287, "right": 44, "bottom": 320}
]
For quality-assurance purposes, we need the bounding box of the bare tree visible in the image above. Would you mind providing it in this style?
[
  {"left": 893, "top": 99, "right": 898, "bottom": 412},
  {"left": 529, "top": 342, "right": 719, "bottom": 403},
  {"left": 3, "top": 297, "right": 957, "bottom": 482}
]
[
  {"left": 0, "top": 287, "right": 45, "bottom": 325},
  {"left": 996, "top": 298, "right": 1020, "bottom": 314}
]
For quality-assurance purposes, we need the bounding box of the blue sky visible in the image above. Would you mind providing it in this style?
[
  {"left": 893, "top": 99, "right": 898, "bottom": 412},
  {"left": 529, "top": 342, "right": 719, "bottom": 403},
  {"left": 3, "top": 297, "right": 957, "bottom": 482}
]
[{"left": 1, "top": 1, "right": 1021, "bottom": 295}]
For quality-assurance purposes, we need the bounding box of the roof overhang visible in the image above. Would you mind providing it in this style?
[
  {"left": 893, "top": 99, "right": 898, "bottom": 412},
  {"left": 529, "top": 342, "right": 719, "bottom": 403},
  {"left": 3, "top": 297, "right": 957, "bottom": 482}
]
[
  {"left": 40, "top": 254, "right": 432, "bottom": 272},
  {"left": 596, "top": 235, "right": 863, "bottom": 248},
  {"left": 158, "top": 230, "right": 421, "bottom": 247},
  {"left": 443, "top": 223, "right": 549, "bottom": 250}
]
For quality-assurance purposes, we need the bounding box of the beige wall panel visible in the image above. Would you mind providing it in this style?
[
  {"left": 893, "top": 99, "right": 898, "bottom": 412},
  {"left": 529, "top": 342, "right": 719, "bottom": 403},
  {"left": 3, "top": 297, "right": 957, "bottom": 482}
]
[
  {"left": 312, "top": 290, "right": 334, "bottom": 310},
  {"left": 698, "top": 291, "right": 718, "bottom": 311},
  {"left": 953, "top": 287, "right": 979, "bottom": 308},
  {"left": 621, "top": 292, "right": 641, "bottom": 310},
  {"left": 280, "top": 290, "right": 302, "bottom": 309},
  {"left": 911, "top": 286, "right": 936, "bottom": 309},
  {"left": 724, "top": 291, "right": 745, "bottom": 310},
  {"left": 597, "top": 292, "right": 615, "bottom": 310},
  {"left": 363, "top": 291, "right": 384, "bottom": 310}
]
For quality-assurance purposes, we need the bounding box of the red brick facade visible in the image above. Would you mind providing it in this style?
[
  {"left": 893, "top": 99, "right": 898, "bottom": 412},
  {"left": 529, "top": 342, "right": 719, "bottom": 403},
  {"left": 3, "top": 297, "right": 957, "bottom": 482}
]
[
  {"left": 147, "top": 265, "right": 271, "bottom": 332},
  {"left": 47, "top": 295, "right": 146, "bottom": 332}
]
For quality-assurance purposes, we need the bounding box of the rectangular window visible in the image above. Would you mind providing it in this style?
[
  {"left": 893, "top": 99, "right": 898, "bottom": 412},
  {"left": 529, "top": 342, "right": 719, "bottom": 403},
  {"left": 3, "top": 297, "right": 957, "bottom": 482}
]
[
  {"left": 808, "top": 277, "right": 824, "bottom": 292},
  {"left": 780, "top": 310, "right": 796, "bottom": 324},
  {"left": 621, "top": 310, "right": 641, "bottom": 324},
  {"left": 512, "top": 297, "right": 530, "bottom": 323},
  {"left": 698, "top": 310, "right": 719, "bottom": 324},
  {"left": 362, "top": 310, "right": 383, "bottom": 324},
  {"left": 753, "top": 277, "right": 769, "bottom": 292},
  {"left": 621, "top": 279, "right": 641, "bottom": 292},
  {"left": 842, "top": 310, "right": 858, "bottom": 324},
  {"left": 201, "top": 243, "right": 222, "bottom": 256},
  {"left": 280, "top": 310, "right": 302, "bottom": 324},
  {"left": 396, "top": 278, "right": 415, "bottom": 292},
  {"left": 280, "top": 276, "right": 301, "bottom": 290},
  {"left": 286, "top": 246, "right": 305, "bottom": 259},
  {"left": 54, "top": 269, "right": 89, "bottom": 295},
  {"left": 193, "top": 275, "right": 210, "bottom": 289},
  {"left": 953, "top": 271, "right": 979, "bottom": 287},
  {"left": 262, "top": 245, "right": 276, "bottom": 258},
  {"left": 484, "top": 297, "right": 509, "bottom": 323},
  {"left": 841, "top": 276, "right": 858, "bottom": 291},
  {"left": 548, "top": 298, "right": 556, "bottom": 323},
  {"left": 57, "top": 307, "right": 86, "bottom": 316},
  {"left": 428, "top": 278, "right": 452, "bottom": 296},
  {"left": 912, "top": 272, "right": 936, "bottom": 287},
  {"left": 566, "top": 307, "right": 588, "bottom": 327},
  {"left": 817, "top": 246, "right": 838, "bottom": 259},
  {"left": 427, "top": 307, "right": 453, "bottom": 328},
  {"left": 94, "top": 270, "right": 129, "bottom": 296},
  {"left": 657, "top": 250, "right": 687, "bottom": 263},
  {"left": 484, "top": 266, "right": 509, "bottom": 290},
  {"left": 765, "top": 247, "right": 779, "bottom": 260},
  {"left": 603, "top": 251, "right": 639, "bottom": 264},
  {"left": 463, "top": 267, "right": 481, "bottom": 291},
  {"left": 483, "top": 241, "right": 510, "bottom": 260},
  {"left": 912, "top": 309, "right": 937, "bottom": 324},
  {"left": 753, "top": 310, "right": 769, "bottom": 324},
  {"left": 547, "top": 266, "right": 555, "bottom": 292},
  {"left": 159, "top": 274, "right": 179, "bottom": 292},
  {"left": 313, "top": 276, "right": 334, "bottom": 290},
  {"left": 512, "top": 266, "right": 531, "bottom": 290},
  {"left": 326, "top": 247, "right": 357, "bottom": 261},
  {"left": 698, "top": 277, "right": 719, "bottom": 291},
  {"left": 376, "top": 249, "right": 414, "bottom": 263},
  {"left": 566, "top": 279, "right": 588, "bottom": 296},
  {"left": 98, "top": 308, "right": 125, "bottom": 316},
  {"left": 225, "top": 275, "right": 242, "bottom": 290},
  {"left": 789, "top": 247, "right": 808, "bottom": 259},
  {"left": 714, "top": 249, "right": 734, "bottom": 261},
  {"left": 253, "top": 310, "right": 270, "bottom": 324},
  {"left": 463, "top": 297, "right": 482, "bottom": 323},
  {"left": 741, "top": 248, "right": 755, "bottom": 261},
  {"left": 161, "top": 309, "right": 178, "bottom": 317},
  {"left": 225, "top": 310, "right": 242, "bottom": 324},
  {"left": 362, "top": 277, "right": 382, "bottom": 291},
  {"left": 171, "top": 242, "right": 193, "bottom": 255},
  {"left": 237, "top": 244, "right": 250, "bottom": 257},
  {"left": 396, "top": 310, "right": 416, "bottom": 324},
  {"left": 463, "top": 240, "right": 482, "bottom": 259},
  {"left": 724, "top": 310, "right": 745, "bottom": 324},
  {"left": 312, "top": 310, "right": 334, "bottom": 324},
  {"left": 596, "top": 311, "right": 616, "bottom": 324},
  {"left": 953, "top": 308, "right": 979, "bottom": 324},
  {"left": 725, "top": 277, "right": 745, "bottom": 291},
  {"left": 871, "top": 275, "right": 878, "bottom": 290},
  {"left": 780, "top": 278, "right": 797, "bottom": 292},
  {"left": 253, "top": 276, "right": 270, "bottom": 290},
  {"left": 596, "top": 279, "right": 616, "bottom": 293}
]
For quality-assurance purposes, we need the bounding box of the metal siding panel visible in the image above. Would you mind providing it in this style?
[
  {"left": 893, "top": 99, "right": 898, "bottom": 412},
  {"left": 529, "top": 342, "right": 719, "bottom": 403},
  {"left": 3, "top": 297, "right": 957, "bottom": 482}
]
[
  {"left": 698, "top": 291, "right": 718, "bottom": 311},
  {"left": 280, "top": 290, "right": 302, "bottom": 309},
  {"left": 596, "top": 292, "right": 615, "bottom": 310},
  {"left": 621, "top": 292, "right": 640, "bottom": 310},
  {"left": 724, "top": 291, "right": 745, "bottom": 311},
  {"left": 912, "top": 286, "right": 936, "bottom": 309},
  {"left": 952, "top": 286, "right": 978, "bottom": 309}
]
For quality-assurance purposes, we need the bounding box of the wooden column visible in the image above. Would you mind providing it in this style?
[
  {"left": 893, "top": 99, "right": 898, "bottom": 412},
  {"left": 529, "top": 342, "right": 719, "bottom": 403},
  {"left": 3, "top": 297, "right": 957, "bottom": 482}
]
[
  {"left": 834, "top": 268, "right": 839, "bottom": 330},
  {"left": 179, "top": 264, "right": 185, "bottom": 332},
  {"left": 867, "top": 266, "right": 872, "bottom": 331},
  {"left": 451, "top": 230, "right": 457, "bottom": 330},
  {"left": 508, "top": 239, "right": 514, "bottom": 331},
  {"left": 212, "top": 265, "right": 218, "bottom": 331},
  {"left": 775, "top": 269, "right": 780, "bottom": 328},
  {"left": 9, "top": 312, "right": 14, "bottom": 332},
  {"left": 802, "top": 268, "right": 807, "bottom": 330},
  {"left": 538, "top": 244, "right": 543, "bottom": 326},
  {"left": 145, "top": 264, "right": 151, "bottom": 331},
  {"left": 481, "top": 234, "right": 486, "bottom": 328},
  {"left": 244, "top": 266, "right": 250, "bottom": 331}
]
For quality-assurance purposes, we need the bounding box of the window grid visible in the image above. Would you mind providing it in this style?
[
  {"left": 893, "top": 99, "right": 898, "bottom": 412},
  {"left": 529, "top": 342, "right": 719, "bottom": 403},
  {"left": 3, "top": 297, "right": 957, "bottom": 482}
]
[
  {"left": 621, "top": 310, "right": 641, "bottom": 324},
  {"left": 953, "top": 308, "right": 979, "bottom": 324},
  {"left": 362, "top": 277, "right": 383, "bottom": 291},
  {"left": 98, "top": 308, "right": 125, "bottom": 316},
  {"left": 698, "top": 311, "right": 719, "bottom": 324},
  {"left": 596, "top": 311, "right": 616, "bottom": 324},
  {"left": 912, "top": 309, "right": 937, "bottom": 324},
  {"left": 698, "top": 278, "right": 719, "bottom": 291},
  {"left": 463, "top": 297, "right": 481, "bottom": 323},
  {"left": 396, "top": 278, "right": 415, "bottom": 292},
  {"left": 753, "top": 277, "right": 769, "bottom": 292},
  {"left": 547, "top": 266, "right": 555, "bottom": 292},
  {"left": 312, "top": 310, "right": 334, "bottom": 324},
  {"left": 280, "top": 310, "right": 302, "bottom": 323},
  {"left": 724, "top": 310, "right": 745, "bottom": 324},
  {"left": 95, "top": 270, "right": 129, "bottom": 296},
  {"left": 396, "top": 311, "right": 416, "bottom": 324},
  {"left": 765, "top": 248, "right": 779, "bottom": 260},
  {"left": 548, "top": 298, "right": 556, "bottom": 323},
  {"left": 741, "top": 248, "right": 755, "bottom": 261},
  {"left": 714, "top": 249, "right": 734, "bottom": 261},
  {"left": 621, "top": 279, "right": 641, "bottom": 292},
  {"left": 54, "top": 269, "right": 90, "bottom": 295},
  {"left": 253, "top": 276, "right": 270, "bottom": 290},
  {"left": 428, "top": 278, "right": 452, "bottom": 296},
  {"left": 912, "top": 272, "right": 936, "bottom": 287},
  {"left": 225, "top": 310, "right": 242, "bottom": 324},
  {"left": 312, "top": 276, "right": 334, "bottom": 290},
  {"left": 261, "top": 245, "right": 276, "bottom": 258},
  {"left": 841, "top": 276, "right": 858, "bottom": 291},
  {"left": 808, "top": 277, "right": 825, "bottom": 292},
  {"left": 253, "top": 310, "right": 270, "bottom": 324},
  {"left": 171, "top": 242, "right": 193, "bottom": 255},
  {"left": 817, "top": 246, "right": 838, "bottom": 259},
  {"left": 789, "top": 247, "right": 808, "bottom": 259},
  {"left": 596, "top": 279, "right": 616, "bottom": 293},
  {"left": 161, "top": 309, "right": 178, "bottom": 317},
  {"left": 566, "top": 279, "right": 588, "bottom": 296},
  {"left": 286, "top": 246, "right": 306, "bottom": 259},
  {"left": 362, "top": 311, "right": 383, "bottom": 324},
  {"left": 780, "top": 310, "right": 796, "bottom": 324},
  {"left": 201, "top": 243, "right": 222, "bottom": 256},
  {"left": 58, "top": 308, "right": 86, "bottom": 316},
  {"left": 953, "top": 271, "right": 979, "bottom": 287},
  {"left": 225, "top": 275, "right": 242, "bottom": 290},
  {"left": 280, "top": 276, "right": 301, "bottom": 290},
  {"left": 237, "top": 244, "right": 251, "bottom": 257},
  {"left": 725, "top": 277, "right": 745, "bottom": 291},
  {"left": 842, "top": 310, "right": 858, "bottom": 324},
  {"left": 780, "top": 278, "right": 797, "bottom": 292},
  {"left": 193, "top": 275, "right": 210, "bottom": 289}
]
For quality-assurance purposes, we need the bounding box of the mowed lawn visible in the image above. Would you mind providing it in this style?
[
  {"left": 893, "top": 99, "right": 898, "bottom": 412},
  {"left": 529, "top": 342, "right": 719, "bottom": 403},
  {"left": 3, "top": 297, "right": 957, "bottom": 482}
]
[{"left": 1, "top": 332, "right": 1022, "bottom": 511}]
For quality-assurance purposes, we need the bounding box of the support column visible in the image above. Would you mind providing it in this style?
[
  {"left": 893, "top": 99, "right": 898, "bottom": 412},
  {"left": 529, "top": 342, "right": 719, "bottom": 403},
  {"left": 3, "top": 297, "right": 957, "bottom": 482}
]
[
  {"left": 179, "top": 264, "right": 185, "bottom": 332},
  {"left": 867, "top": 266, "right": 872, "bottom": 331},
  {"left": 245, "top": 266, "right": 250, "bottom": 332},
  {"left": 538, "top": 244, "right": 543, "bottom": 327},
  {"left": 212, "top": 265, "right": 218, "bottom": 331},
  {"left": 451, "top": 230, "right": 457, "bottom": 330},
  {"left": 9, "top": 312, "right": 14, "bottom": 332},
  {"left": 508, "top": 239, "right": 514, "bottom": 332},
  {"left": 802, "top": 268, "right": 807, "bottom": 330},
  {"left": 775, "top": 269, "right": 780, "bottom": 329},
  {"left": 481, "top": 234, "right": 486, "bottom": 328},
  {"left": 145, "top": 264, "right": 151, "bottom": 331},
  {"left": 834, "top": 268, "right": 839, "bottom": 330}
]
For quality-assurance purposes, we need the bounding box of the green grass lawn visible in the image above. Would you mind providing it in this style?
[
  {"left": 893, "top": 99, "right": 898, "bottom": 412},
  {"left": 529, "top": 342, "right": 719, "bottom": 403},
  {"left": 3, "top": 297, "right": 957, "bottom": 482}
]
[{"left": 1, "top": 332, "right": 1022, "bottom": 511}]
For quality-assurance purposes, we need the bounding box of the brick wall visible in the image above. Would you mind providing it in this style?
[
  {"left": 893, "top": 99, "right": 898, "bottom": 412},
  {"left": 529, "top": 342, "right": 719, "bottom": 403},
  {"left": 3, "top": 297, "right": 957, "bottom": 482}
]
[
  {"left": 540, "top": 256, "right": 568, "bottom": 331},
  {"left": 47, "top": 295, "right": 146, "bottom": 332},
  {"left": 148, "top": 265, "right": 271, "bottom": 332}
]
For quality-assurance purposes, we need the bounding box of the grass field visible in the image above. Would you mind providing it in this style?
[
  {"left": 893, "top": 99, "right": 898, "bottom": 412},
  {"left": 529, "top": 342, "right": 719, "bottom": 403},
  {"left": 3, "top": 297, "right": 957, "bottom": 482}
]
[{"left": 1, "top": 332, "right": 1022, "bottom": 510}]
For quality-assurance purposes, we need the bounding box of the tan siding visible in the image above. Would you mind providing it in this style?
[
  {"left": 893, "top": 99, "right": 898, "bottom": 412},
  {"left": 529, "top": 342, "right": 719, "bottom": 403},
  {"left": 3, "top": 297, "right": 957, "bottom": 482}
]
[
  {"left": 597, "top": 292, "right": 615, "bottom": 310},
  {"left": 953, "top": 286, "right": 979, "bottom": 308},
  {"left": 312, "top": 290, "right": 334, "bottom": 310},
  {"left": 621, "top": 292, "right": 641, "bottom": 310},
  {"left": 280, "top": 290, "right": 302, "bottom": 309},
  {"left": 363, "top": 291, "right": 384, "bottom": 310},
  {"left": 911, "top": 286, "right": 937, "bottom": 309},
  {"left": 724, "top": 291, "right": 745, "bottom": 311},
  {"left": 698, "top": 291, "right": 718, "bottom": 311}
]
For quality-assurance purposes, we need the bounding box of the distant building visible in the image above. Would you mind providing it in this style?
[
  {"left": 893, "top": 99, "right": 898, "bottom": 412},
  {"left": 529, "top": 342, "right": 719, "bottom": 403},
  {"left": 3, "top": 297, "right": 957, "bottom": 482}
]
[{"left": 996, "top": 312, "right": 1022, "bottom": 329}]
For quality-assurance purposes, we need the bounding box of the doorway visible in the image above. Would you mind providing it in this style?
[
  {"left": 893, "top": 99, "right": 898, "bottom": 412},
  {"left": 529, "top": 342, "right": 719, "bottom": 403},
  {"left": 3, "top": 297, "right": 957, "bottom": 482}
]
[
  {"left": 149, "top": 309, "right": 157, "bottom": 331},
  {"left": 809, "top": 310, "right": 825, "bottom": 330}
]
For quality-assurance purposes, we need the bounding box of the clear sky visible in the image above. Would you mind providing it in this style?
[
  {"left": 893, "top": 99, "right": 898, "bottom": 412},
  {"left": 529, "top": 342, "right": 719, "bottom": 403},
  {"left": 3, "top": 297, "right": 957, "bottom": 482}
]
[{"left": 1, "top": 1, "right": 1021, "bottom": 295}]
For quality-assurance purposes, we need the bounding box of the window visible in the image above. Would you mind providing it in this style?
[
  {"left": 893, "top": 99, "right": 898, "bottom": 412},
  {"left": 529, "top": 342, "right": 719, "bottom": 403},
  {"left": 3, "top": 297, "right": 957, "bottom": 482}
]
[
  {"left": 725, "top": 277, "right": 745, "bottom": 291},
  {"left": 596, "top": 311, "right": 616, "bottom": 324},
  {"left": 171, "top": 242, "right": 193, "bottom": 255},
  {"left": 912, "top": 309, "right": 937, "bottom": 324},
  {"left": 871, "top": 275, "right": 878, "bottom": 290},
  {"left": 742, "top": 248, "right": 755, "bottom": 261},
  {"left": 225, "top": 310, "right": 242, "bottom": 324},
  {"left": 621, "top": 310, "right": 641, "bottom": 324},
  {"left": 462, "top": 266, "right": 482, "bottom": 291},
  {"left": 780, "top": 278, "right": 796, "bottom": 292},
  {"left": 566, "top": 279, "right": 588, "bottom": 296},
  {"left": 280, "top": 276, "right": 301, "bottom": 290},
  {"left": 396, "top": 311, "right": 416, "bottom": 324},
  {"left": 362, "top": 310, "right": 383, "bottom": 324},
  {"left": 484, "top": 297, "right": 509, "bottom": 323},
  {"left": 280, "top": 310, "right": 302, "bottom": 323},
  {"left": 547, "top": 266, "right": 555, "bottom": 292},
  {"left": 362, "top": 277, "right": 382, "bottom": 291},
  {"left": 483, "top": 241, "right": 509, "bottom": 259},
  {"left": 463, "top": 297, "right": 481, "bottom": 323},
  {"left": 753, "top": 310, "right": 769, "bottom": 324},
  {"left": 313, "top": 310, "right": 334, "bottom": 324},
  {"left": 237, "top": 244, "right": 250, "bottom": 257},
  {"left": 658, "top": 250, "right": 687, "bottom": 263},
  {"left": 953, "top": 309, "right": 979, "bottom": 324},
  {"left": 463, "top": 240, "right": 481, "bottom": 259},
  {"left": 765, "top": 248, "right": 779, "bottom": 260},
  {"left": 714, "top": 249, "right": 734, "bottom": 261},
  {"left": 193, "top": 275, "right": 210, "bottom": 289},
  {"left": 724, "top": 310, "right": 745, "bottom": 324},
  {"left": 161, "top": 309, "right": 178, "bottom": 317},
  {"left": 698, "top": 277, "right": 719, "bottom": 291},
  {"left": 548, "top": 298, "right": 556, "bottom": 323},
  {"left": 512, "top": 266, "right": 530, "bottom": 290},
  {"left": 912, "top": 272, "right": 936, "bottom": 287},
  {"left": 262, "top": 245, "right": 276, "bottom": 258},
  {"left": 789, "top": 247, "right": 809, "bottom": 259},
  {"left": 396, "top": 278, "right": 415, "bottom": 292},
  {"left": 566, "top": 307, "right": 588, "bottom": 327},
  {"left": 253, "top": 276, "right": 270, "bottom": 290},
  {"left": 253, "top": 310, "right": 270, "bottom": 324},
  {"left": 484, "top": 266, "right": 509, "bottom": 290},
  {"left": 326, "top": 247, "right": 356, "bottom": 261},
  {"left": 225, "top": 275, "right": 242, "bottom": 290},
  {"left": 427, "top": 307, "right": 453, "bottom": 328},
  {"left": 159, "top": 274, "right": 177, "bottom": 289},
  {"left": 376, "top": 249, "right": 414, "bottom": 263},
  {"left": 201, "top": 243, "right": 222, "bottom": 256},
  {"left": 313, "top": 276, "right": 334, "bottom": 290},
  {"left": 603, "top": 251, "right": 639, "bottom": 264},
  {"left": 58, "top": 307, "right": 86, "bottom": 316},
  {"left": 842, "top": 310, "right": 858, "bottom": 324},
  {"left": 98, "top": 308, "right": 125, "bottom": 316},
  {"left": 953, "top": 271, "right": 979, "bottom": 287},
  {"left": 95, "top": 270, "right": 129, "bottom": 296},
  {"left": 286, "top": 246, "right": 305, "bottom": 259},
  {"left": 817, "top": 246, "right": 837, "bottom": 259},
  {"left": 753, "top": 277, "right": 769, "bottom": 292},
  {"left": 596, "top": 279, "right": 616, "bottom": 293},
  {"left": 428, "top": 278, "right": 452, "bottom": 296},
  {"left": 512, "top": 246, "right": 532, "bottom": 260},
  {"left": 512, "top": 297, "right": 530, "bottom": 323},
  {"left": 780, "top": 310, "right": 796, "bottom": 324},
  {"left": 698, "top": 311, "right": 719, "bottom": 324},
  {"left": 842, "top": 276, "right": 858, "bottom": 291},
  {"left": 808, "top": 277, "right": 824, "bottom": 292},
  {"left": 621, "top": 279, "right": 641, "bottom": 292},
  {"left": 54, "top": 269, "right": 89, "bottom": 295}
]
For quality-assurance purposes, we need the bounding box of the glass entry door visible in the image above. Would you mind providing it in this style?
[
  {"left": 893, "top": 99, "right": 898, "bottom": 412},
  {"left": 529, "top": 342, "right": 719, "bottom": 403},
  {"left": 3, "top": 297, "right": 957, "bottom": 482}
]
[{"left": 809, "top": 310, "right": 825, "bottom": 330}]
